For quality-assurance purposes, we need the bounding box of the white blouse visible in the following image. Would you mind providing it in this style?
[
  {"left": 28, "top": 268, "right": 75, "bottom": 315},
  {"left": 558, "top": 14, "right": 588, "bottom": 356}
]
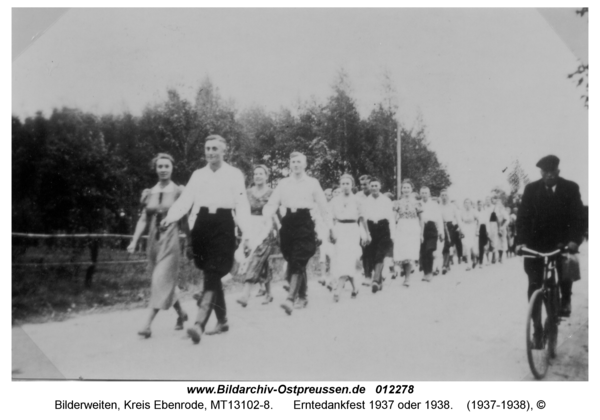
[
  {"left": 330, "top": 193, "right": 364, "bottom": 221},
  {"left": 363, "top": 194, "right": 394, "bottom": 226},
  {"left": 420, "top": 199, "right": 444, "bottom": 233}
]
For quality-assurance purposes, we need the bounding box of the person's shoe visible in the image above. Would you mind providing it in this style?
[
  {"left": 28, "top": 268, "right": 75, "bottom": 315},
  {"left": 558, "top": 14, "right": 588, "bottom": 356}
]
[
  {"left": 442, "top": 268, "right": 447, "bottom": 275},
  {"left": 465, "top": 266, "right": 471, "bottom": 271},
  {"left": 318, "top": 279, "right": 327, "bottom": 287},
  {"left": 236, "top": 298, "right": 248, "bottom": 308},
  {"left": 472, "top": 261, "right": 477, "bottom": 269},
  {"left": 402, "top": 280, "right": 410, "bottom": 287},
  {"left": 280, "top": 300, "right": 293, "bottom": 315},
  {"left": 532, "top": 332, "right": 544, "bottom": 350},
  {"left": 256, "top": 289, "right": 266, "bottom": 297},
  {"left": 559, "top": 301, "right": 572, "bottom": 318},
  {"left": 371, "top": 282, "right": 381, "bottom": 293},
  {"left": 261, "top": 295, "right": 273, "bottom": 305},
  {"left": 187, "top": 324, "right": 203, "bottom": 344},
  {"left": 175, "top": 311, "right": 188, "bottom": 330},
  {"left": 282, "top": 284, "right": 290, "bottom": 292},
  {"left": 205, "top": 322, "right": 229, "bottom": 335},
  {"left": 433, "top": 269, "right": 439, "bottom": 276},
  {"left": 294, "top": 298, "right": 308, "bottom": 309},
  {"left": 333, "top": 294, "right": 339, "bottom": 302},
  {"left": 351, "top": 290, "right": 359, "bottom": 298},
  {"left": 137, "top": 328, "right": 151, "bottom": 339}
]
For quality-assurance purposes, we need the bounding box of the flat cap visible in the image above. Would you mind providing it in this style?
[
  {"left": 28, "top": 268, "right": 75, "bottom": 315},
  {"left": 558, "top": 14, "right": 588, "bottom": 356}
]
[{"left": 536, "top": 155, "right": 560, "bottom": 171}]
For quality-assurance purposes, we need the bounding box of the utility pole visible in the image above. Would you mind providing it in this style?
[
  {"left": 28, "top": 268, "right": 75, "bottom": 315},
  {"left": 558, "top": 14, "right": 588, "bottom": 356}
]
[{"left": 396, "top": 119, "right": 401, "bottom": 198}]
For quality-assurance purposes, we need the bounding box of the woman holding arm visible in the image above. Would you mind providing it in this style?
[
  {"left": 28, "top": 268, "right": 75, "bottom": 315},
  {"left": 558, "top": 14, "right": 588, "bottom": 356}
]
[
  {"left": 391, "top": 179, "right": 422, "bottom": 287},
  {"left": 459, "top": 199, "right": 479, "bottom": 270},
  {"left": 329, "top": 174, "right": 370, "bottom": 301},
  {"left": 127, "top": 153, "right": 188, "bottom": 338}
]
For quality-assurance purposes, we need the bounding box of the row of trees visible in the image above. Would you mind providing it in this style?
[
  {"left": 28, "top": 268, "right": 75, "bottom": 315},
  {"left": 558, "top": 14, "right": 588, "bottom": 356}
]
[{"left": 13, "top": 71, "right": 451, "bottom": 234}]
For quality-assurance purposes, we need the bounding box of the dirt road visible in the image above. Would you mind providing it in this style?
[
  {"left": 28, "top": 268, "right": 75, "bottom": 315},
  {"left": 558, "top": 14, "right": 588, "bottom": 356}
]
[{"left": 12, "top": 245, "right": 588, "bottom": 381}]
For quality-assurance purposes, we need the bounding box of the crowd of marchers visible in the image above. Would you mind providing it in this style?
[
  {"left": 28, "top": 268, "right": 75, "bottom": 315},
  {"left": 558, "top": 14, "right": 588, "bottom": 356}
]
[{"left": 127, "top": 134, "right": 585, "bottom": 346}]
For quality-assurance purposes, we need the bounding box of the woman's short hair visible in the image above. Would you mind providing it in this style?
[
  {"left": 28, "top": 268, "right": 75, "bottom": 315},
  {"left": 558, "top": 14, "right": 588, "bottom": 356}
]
[
  {"left": 401, "top": 178, "right": 415, "bottom": 191},
  {"left": 253, "top": 164, "right": 270, "bottom": 179},
  {"left": 150, "top": 153, "right": 175, "bottom": 170},
  {"left": 340, "top": 173, "right": 355, "bottom": 187}
]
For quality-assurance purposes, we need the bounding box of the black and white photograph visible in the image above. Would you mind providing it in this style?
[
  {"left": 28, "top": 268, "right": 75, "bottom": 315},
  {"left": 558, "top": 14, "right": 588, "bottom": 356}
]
[{"left": 11, "top": 6, "right": 589, "bottom": 388}]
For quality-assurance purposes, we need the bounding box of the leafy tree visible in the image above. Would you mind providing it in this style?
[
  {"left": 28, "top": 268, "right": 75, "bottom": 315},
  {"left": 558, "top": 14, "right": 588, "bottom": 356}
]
[
  {"left": 13, "top": 108, "right": 125, "bottom": 232},
  {"left": 11, "top": 74, "right": 453, "bottom": 234},
  {"left": 318, "top": 69, "right": 363, "bottom": 182},
  {"left": 568, "top": 8, "right": 588, "bottom": 109},
  {"left": 505, "top": 159, "right": 530, "bottom": 208}
]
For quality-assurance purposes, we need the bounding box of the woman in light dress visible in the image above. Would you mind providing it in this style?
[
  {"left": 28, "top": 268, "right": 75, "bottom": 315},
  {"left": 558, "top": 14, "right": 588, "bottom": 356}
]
[
  {"left": 459, "top": 198, "right": 479, "bottom": 270},
  {"left": 392, "top": 179, "right": 422, "bottom": 287},
  {"left": 330, "top": 174, "right": 370, "bottom": 302},
  {"left": 236, "top": 165, "right": 279, "bottom": 307},
  {"left": 487, "top": 195, "right": 508, "bottom": 263},
  {"left": 128, "top": 153, "right": 188, "bottom": 338}
]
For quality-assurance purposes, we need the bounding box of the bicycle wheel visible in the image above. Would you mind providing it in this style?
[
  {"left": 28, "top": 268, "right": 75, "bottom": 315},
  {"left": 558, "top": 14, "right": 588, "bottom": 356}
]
[
  {"left": 526, "top": 289, "right": 550, "bottom": 379},
  {"left": 546, "top": 286, "right": 560, "bottom": 359}
]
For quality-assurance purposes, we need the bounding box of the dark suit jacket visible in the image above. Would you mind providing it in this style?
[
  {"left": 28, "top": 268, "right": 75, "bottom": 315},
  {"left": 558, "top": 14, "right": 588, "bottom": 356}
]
[{"left": 516, "top": 177, "right": 584, "bottom": 252}]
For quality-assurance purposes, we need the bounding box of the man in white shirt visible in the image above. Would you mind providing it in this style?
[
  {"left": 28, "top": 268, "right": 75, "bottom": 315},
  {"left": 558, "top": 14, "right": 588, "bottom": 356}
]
[
  {"left": 355, "top": 174, "right": 373, "bottom": 281},
  {"left": 419, "top": 187, "right": 444, "bottom": 281},
  {"left": 440, "top": 189, "right": 462, "bottom": 274},
  {"left": 476, "top": 200, "right": 490, "bottom": 266},
  {"left": 162, "top": 134, "right": 251, "bottom": 344},
  {"left": 362, "top": 177, "right": 394, "bottom": 293},
  {"left": 262, "top": 152, "right": 333, "bottom": 315}
]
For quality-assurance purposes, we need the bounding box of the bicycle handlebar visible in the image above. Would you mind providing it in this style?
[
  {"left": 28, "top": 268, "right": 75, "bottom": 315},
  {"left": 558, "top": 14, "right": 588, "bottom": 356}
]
[{"left": 519, "top": 246, "right": 567, "bottom": 258}]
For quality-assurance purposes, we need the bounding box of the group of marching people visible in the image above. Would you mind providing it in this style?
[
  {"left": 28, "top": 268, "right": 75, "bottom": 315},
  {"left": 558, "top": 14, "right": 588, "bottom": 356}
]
[{"left": 128, "top": 133, "right": 518, "bottom": 345}]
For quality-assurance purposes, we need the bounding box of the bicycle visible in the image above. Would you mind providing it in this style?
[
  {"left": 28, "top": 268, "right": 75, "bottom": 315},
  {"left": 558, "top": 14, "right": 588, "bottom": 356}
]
[{"left": 520, "top": 247, "right": 565, "bottom": 379}]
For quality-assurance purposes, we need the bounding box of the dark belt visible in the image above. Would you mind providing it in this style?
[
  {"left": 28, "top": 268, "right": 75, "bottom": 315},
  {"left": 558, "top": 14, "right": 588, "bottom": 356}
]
[
  {"left": 198, "top": 207, "right": 233, "bottom": 216},
  {"left": 285, "top": 208, "right": 310, "bottom": 216},
  {"left": 336, "top": 219, "right": 358, "bottom": 224}
]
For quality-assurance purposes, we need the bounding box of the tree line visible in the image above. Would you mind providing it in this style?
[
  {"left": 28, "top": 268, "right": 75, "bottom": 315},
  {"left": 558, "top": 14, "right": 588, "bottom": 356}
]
[{"left": 12, "top": 71, "right": 451, "bottom": 235}]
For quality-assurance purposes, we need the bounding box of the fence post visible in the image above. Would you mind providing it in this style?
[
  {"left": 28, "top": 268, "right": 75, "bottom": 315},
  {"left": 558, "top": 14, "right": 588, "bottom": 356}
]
[{"left": 85, "top": 238, "right": 100, "bottom": 288}]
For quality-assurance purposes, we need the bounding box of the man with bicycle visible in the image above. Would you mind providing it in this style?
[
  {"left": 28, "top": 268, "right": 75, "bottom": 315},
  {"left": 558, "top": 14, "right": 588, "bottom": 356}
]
[{"left": 516, "top": 155, "right": 585, "bottom": 319}]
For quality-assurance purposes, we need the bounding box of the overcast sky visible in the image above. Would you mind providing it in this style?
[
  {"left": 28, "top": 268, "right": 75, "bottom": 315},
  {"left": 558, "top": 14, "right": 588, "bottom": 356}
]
[{"left": 12, "top": 8, "right": 589, "bottom": 203}]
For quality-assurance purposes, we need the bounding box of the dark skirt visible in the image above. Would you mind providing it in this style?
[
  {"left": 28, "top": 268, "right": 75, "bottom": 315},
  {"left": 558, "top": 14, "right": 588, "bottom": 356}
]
[
  {"left": 280, "top": 209, "right": 317, "bottom": 274},
  {"left": 478, "top": 224, "right": 488, "bottom": 248},
  {"left": 366, "top": 219, "right": 393, "bottom": 265},
  {"left": 191, "top": 208, "right": 236, "bottom": 277},
  {"left": 422, "top": 221, "right": 438, "bottom": 252},
  {"left": 443, "top": 222, "right": 458, "bottom": 254}
]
